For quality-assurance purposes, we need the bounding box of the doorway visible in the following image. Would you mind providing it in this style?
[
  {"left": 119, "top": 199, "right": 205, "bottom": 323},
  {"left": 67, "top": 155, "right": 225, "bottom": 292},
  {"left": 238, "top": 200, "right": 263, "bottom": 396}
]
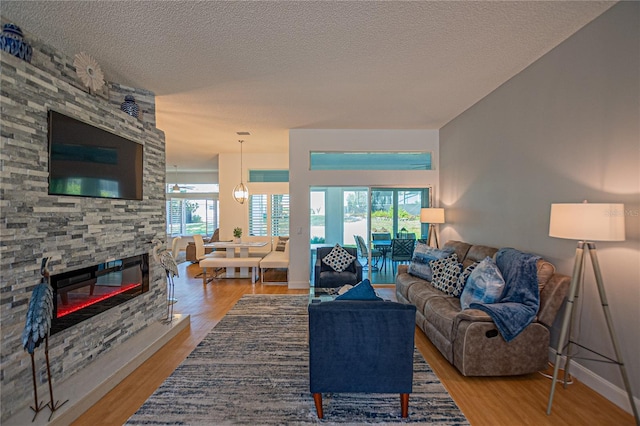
[{"left": 310, "top": 186, "right": 431, "bottom": 284}]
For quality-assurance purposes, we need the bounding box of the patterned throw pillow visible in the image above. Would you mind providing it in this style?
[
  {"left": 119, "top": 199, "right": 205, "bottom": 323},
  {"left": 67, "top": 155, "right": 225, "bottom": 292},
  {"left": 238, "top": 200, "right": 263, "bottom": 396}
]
[
  {"left": 460, "top": 256, "right": 506, "bottom": 309},
  {"left": 451, "top": 261, "right": 479, "bottom": 298},
  {"left": 275, "top": 236, "right": 289, "bottom": 252},
  {"left": 429, "top": 254, "right": 463, "bottom": 296},
  {"left": 322, "top": 244, "right": 356, "bottom": 273},
  {"left": 408, "top": 243, "right": 455, "bottom": 281}
]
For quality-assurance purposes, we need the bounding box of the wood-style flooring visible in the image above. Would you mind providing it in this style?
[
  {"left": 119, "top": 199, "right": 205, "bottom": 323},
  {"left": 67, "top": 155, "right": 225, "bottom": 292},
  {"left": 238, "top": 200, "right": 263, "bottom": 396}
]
[{"left": 72, "top": 261, "right": 635, "bottom": 425}]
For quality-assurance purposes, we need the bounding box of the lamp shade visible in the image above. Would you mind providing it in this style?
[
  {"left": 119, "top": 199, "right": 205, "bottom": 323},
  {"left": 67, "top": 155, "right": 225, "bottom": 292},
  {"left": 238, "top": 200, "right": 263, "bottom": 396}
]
[
  {"left": 420, "top": 208, "right": 445, "bottom": 224},
  {"left": 549, "top": 203, "right": 625, "bottom": 241}
]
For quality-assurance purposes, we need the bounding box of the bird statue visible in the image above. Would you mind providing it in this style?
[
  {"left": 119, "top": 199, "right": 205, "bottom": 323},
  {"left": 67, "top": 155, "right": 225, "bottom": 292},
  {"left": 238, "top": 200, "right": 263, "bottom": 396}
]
[
  {"left": 151, "top": 238, "right": 179, "bottom": 323},
  {"left": 21, "top": 257, "right": 67, "bottom": 421}
]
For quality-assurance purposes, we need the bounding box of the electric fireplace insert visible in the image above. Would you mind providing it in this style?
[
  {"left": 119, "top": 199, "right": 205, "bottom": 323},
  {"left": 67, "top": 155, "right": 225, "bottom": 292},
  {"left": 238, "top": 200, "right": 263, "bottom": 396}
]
[{"left": 50, "top": 254, "right": 149, "bottom": 334}]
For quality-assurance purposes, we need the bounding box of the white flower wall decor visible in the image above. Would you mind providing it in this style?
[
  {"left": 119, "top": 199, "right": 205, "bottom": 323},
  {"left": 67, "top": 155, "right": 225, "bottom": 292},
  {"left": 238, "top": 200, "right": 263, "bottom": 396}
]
[{"left": 73, "top": 52, "right": 105, "bottom": 93}]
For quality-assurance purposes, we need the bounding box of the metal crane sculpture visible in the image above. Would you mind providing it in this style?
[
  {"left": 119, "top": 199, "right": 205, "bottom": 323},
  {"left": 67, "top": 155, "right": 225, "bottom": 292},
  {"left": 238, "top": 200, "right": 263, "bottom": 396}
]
[
  {"left": 151, "top": 238, "right": 179, "bottom": 323},
  {"left": 21, "top": 257, "right": 68, "bottom": 421}
]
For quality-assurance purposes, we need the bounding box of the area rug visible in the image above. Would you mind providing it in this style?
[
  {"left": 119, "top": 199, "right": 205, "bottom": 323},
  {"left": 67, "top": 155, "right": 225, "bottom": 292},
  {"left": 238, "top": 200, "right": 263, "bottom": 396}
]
[{"left": 126, "top": 295, "right": 469, "bottom": 425}]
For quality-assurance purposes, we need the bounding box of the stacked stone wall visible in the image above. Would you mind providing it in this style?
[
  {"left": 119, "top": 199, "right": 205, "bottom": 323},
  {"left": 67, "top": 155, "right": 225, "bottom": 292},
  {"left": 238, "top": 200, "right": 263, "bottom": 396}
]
[{"left": 0, "top": 17, "right": 166, "bottom": 421}]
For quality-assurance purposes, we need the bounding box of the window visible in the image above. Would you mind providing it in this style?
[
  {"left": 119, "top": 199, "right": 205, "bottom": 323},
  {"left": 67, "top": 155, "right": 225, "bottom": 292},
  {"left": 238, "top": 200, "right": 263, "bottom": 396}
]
[
  {"left": 249, "top": 193, "right": 290, "bottom": 237},
  {"left": 271, "top": 194, "right": 290, "bottom": 236},
  {"left": 166, "top": 198, "right": 218, "bottom": 236},
  {"left": 249, "top": 194, "right": 268, "bottom": 236},
  {"left": 310, "top": 152, "right": 432, "bottom": 171},
  {"left": 371, "top": 188, "right": 429, "bottom": 237},
  {"left": 310, "top": 190, "right": 326, "bottom": 244},
  {"left": 249, "top": 170, "right": 289, "bottom": 182}
]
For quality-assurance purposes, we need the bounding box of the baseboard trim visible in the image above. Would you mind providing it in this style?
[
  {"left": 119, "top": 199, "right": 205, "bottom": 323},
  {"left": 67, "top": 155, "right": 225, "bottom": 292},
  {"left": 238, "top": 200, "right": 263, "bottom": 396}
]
[
  {"left": 547, "top": 348, "right": 639, "bottom": 416},
  {"left": 287, "top": 280, "right": 310, "bottom": 289},
  {"left": 5, "top": 314, "right": 190, "bottom": 426}
]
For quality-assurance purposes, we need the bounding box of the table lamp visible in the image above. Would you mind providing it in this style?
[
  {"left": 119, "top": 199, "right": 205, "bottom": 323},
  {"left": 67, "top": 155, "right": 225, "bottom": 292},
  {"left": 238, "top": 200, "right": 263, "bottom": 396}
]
[
  {"left": 420, "top": 208, "right": 445, "bottom": 248},
  {"left": 546, "top": 201, "right": 637, "bottom": 424}
]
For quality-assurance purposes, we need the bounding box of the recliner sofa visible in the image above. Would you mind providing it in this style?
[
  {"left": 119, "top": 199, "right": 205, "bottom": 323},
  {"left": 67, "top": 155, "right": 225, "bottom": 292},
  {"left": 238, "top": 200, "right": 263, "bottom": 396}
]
[{"left": 395, "top": 240, "right": 570, "bottom": 376}]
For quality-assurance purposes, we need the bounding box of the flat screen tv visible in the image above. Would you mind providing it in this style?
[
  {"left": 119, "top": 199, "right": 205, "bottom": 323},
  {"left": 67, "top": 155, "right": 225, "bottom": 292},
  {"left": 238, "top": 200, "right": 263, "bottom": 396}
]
[{"left": 48, "top": 110, "right": 143, "bottom": 200}]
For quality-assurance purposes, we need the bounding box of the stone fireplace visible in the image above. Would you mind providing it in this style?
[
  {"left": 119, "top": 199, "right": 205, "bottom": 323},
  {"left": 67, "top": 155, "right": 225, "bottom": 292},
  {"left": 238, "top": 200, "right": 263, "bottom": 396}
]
[{"left": 0, "top": 17, "right": 167, "bottom": 422}]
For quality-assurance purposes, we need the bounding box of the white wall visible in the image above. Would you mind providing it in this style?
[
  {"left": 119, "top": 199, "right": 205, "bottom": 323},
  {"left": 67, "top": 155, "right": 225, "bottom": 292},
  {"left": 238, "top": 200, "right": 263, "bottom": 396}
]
[
  {"left": 440, "top": 2, "right": 639, "bottom": 412},
  {"left": 218, "top": 152, "right": 289, "bottom": 241},
  {"left": 289, "top": 129, "right": 439, "bottom": 288}
]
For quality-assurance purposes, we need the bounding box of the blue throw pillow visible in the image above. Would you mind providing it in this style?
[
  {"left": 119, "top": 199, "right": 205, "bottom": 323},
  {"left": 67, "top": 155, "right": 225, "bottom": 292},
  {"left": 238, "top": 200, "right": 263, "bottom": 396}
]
[
  {"left": 460, "top": 257, "right": 506, "bottom": 309},
  {"left": 335, "top": 279, "right": 382, "bottom": 300},
  {"left": 407, "top": 243, "right": 455, "bottom": 281}
]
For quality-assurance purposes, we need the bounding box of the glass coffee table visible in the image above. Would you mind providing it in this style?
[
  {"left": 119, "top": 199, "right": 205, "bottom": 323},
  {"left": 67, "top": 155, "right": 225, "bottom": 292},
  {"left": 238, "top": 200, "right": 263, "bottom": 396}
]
[{"left": 309, "top": 287, "right": 339, "bottom": 303}]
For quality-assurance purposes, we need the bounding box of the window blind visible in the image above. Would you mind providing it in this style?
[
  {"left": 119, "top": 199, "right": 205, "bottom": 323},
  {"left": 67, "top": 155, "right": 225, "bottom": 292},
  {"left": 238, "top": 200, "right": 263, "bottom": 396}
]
[
  {"left": 249, "top": 194, "right": 268, "bottom": 236},
  {"left": 271, "top": 194, "right": 290, "bottom": 236}
]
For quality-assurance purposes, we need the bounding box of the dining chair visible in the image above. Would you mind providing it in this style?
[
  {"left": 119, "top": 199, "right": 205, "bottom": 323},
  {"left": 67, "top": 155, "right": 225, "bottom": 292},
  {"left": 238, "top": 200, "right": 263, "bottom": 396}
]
[
  {"left": 396, "top": 232, "right": 417, "bottom": 240},
  {"left": 390, "top": 238, "right": 416, "bottom": 274},
  {"left": 170, "top": 236, "right": 181, "bottom": 260},
  {"left": 193, "top": 234, "right": 224, "bottom": 278},
  {"left": 372, "top": 233, "right": 392, "bottom": 271},
  {"left": 372, "top": 233, "right": 392, "bottom": 252},
  {"left": 372, "top": 232, "right": 391, "bottom": 241},
  {"left": 354, "top": 235, "right": 382, "bottom": 271}
]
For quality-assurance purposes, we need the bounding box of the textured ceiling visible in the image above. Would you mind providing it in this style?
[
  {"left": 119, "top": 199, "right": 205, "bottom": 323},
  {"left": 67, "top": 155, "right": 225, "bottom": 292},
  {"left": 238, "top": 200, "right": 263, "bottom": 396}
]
[{"left": 2, "top": 1, "right": 614, "bottom": 172}]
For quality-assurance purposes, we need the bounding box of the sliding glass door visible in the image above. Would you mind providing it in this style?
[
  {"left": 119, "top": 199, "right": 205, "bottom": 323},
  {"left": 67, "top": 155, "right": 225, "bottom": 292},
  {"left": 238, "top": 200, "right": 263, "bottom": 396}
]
[
  {"left": 371, "top": 188, "right": 430, "bottom": 239},
  {"left": 310, "top": 186, "right": 431, "bottom": 285}
]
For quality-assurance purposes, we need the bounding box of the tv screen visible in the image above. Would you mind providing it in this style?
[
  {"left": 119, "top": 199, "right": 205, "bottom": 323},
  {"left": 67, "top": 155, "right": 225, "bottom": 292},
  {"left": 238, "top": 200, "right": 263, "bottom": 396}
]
[{"left": 48, "top": 110, "right": 143, "bottom": 200}]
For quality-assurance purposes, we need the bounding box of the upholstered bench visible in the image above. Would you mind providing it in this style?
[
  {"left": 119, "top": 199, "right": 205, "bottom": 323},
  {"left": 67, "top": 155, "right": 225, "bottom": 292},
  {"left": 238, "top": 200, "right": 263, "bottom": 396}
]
[
  {"left": 200, "top": 257, "right": 261, "bottom": 284},
  {"left": 259, "top": 240, "right": 289, "bottom": 283}
]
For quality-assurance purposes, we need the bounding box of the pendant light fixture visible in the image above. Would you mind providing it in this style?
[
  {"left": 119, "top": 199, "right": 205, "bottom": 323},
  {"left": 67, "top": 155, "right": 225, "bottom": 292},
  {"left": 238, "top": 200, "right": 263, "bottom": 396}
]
[
  {"left": 233, "top": 140, "right": 248, "bottom": 204},
  {"left": 172, "top": 165, "right": 180, "bottom": 193}
]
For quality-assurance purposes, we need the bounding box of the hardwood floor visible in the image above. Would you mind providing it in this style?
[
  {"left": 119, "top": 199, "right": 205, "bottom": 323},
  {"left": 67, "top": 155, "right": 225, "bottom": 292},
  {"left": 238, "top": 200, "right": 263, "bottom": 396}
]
[{"left": 72, "top": 261, "right": 634, "bottom": 425}]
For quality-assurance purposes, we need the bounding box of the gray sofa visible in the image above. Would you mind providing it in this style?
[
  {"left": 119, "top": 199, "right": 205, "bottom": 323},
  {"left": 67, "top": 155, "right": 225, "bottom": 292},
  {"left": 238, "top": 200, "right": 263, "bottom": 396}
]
[{"left": 395, "top": 240, "right": 570, "bottom": 376}]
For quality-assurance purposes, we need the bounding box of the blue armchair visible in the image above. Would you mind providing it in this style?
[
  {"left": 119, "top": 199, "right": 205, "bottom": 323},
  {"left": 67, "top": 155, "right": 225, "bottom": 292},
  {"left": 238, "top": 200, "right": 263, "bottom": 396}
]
[
  {"left": 308, "top": 300, "right": 417, "bottom": 418},
  {"left": 314, "top": 246, "right": 362, "bottom": 288}
]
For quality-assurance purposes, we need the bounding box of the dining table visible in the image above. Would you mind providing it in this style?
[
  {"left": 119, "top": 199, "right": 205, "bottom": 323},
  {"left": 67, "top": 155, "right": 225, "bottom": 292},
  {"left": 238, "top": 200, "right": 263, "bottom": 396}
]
[
  {"left": 372, "top": 239, "right": 392, "bottom": 272},
  {"left": 205, "top": 241, "right": 268, "bottom": 278}
]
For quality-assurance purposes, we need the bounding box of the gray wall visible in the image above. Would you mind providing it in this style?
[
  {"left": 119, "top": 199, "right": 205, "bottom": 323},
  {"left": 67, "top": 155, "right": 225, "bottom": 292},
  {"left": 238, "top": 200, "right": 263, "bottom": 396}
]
[
  {"left": 0, "top": 19, "right": 167, "bottom": 420},
  {"left": 440, "top": 2, "right": 639, "bottom": 410}
]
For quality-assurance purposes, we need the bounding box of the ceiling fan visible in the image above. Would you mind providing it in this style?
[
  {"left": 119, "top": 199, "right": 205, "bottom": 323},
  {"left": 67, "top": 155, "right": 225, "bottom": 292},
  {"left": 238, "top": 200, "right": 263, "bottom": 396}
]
[{"left": 170, "top": 165, "right": 195, "bottom": 192}]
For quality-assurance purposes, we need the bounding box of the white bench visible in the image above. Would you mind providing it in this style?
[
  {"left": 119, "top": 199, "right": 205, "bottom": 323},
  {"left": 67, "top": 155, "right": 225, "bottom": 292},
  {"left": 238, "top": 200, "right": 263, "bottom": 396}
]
[
  {"left": 200, "top": 257, "right": 261, "bottom": 284},
  {"left": 259, "top": 240, "right": 289, "bottom": 283}
]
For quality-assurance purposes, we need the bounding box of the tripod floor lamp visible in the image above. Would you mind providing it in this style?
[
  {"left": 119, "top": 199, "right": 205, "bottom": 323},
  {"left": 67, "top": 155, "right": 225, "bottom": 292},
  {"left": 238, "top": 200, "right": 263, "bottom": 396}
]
[
  {"left": 420, "top": 208, "right": 445, "bottom": 248},
  {"left": 547, "top": 202, "right": 638, "bottom": 425}
]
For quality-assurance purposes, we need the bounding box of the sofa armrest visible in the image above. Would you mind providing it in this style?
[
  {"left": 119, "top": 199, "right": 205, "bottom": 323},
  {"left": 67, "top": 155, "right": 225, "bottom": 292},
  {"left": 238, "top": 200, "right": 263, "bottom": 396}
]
[
  {"left": 456, "top": 309, "right": 494, "bottom": 322},
  {"left": 354, "top": 259, "right": 363, "bottom": 282},
  {"left": 315, "top": 258, "right": 322, "bottom": 281},
  {"left": 538, "top": 273, "right": 571, "bottom": 327}
]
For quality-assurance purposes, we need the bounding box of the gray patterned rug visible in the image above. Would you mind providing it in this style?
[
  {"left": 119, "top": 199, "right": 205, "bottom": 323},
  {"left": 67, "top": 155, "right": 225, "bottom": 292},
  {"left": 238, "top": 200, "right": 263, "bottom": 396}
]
[{"left": 126, "top": 295, "right": 469, "bottom": 425}]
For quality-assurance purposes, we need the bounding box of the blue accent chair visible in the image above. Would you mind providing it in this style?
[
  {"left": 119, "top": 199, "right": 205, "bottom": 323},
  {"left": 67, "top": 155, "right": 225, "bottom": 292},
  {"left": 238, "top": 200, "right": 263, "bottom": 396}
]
[
  {"left": 308, "top": 300, "right": 417, "bottom": 418},
  {"left": 314, "top": 246, "right": 363, "bottom": 288}
]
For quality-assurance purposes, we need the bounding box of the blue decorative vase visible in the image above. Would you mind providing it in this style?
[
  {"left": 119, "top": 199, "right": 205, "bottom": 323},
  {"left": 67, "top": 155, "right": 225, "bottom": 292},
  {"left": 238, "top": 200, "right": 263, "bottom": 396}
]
[
  {"left": 0, "top": 23, "right": 33, "bottom": 63},
  {"left": 120, "top": 95, "right": 139, "bottom": 118}
]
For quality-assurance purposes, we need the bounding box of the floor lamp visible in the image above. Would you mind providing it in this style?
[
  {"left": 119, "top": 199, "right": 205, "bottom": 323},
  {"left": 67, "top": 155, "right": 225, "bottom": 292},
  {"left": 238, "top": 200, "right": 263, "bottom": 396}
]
[
  {"left": 420, "top": 208, "right": 445, "bottom": 248},
  {"left": 547, "top": 202, "right": 638, "bottom": 425}
]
